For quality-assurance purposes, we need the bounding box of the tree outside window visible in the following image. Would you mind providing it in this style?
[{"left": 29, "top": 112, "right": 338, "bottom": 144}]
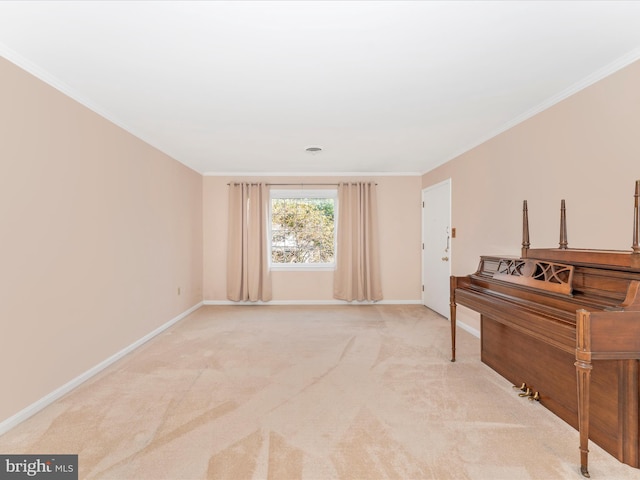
[{"left": 269, "top": 190, "right": 336, "bottom": 267}]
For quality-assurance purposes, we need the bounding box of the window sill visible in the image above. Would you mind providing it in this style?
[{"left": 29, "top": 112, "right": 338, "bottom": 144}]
[{"left": 270, "top": 265, "right": 336, "bottom": 272}]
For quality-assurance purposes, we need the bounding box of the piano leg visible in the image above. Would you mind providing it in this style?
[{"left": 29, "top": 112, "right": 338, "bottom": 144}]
[
  {"left": 450, "top": 276, "right": 457, "bottom": 362},
  {"left": 575, "top": 309, "right": 593, "bottom": 478},
  {"left": 576, "top": 361, "right": 592, "bottom": 477}
]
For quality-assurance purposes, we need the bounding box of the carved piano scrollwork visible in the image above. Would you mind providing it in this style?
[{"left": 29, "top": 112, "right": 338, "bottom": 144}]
[{"left": 493, "top": 258, "right": 574, "bottom": 295}]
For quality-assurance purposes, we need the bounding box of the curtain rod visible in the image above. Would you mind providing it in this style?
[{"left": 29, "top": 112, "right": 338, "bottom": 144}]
[{"left": 226, "top": 182, "right": 377, "bottom": 186}]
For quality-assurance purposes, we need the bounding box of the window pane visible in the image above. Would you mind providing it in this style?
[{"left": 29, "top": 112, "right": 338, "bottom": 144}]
[{"left": 270, "top": 194, "right": 335, "bottom": 265}]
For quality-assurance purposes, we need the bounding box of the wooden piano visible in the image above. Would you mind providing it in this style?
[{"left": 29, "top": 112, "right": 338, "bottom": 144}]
[{"left": 450, "top": 180, "right": 640, "bottom": 478}]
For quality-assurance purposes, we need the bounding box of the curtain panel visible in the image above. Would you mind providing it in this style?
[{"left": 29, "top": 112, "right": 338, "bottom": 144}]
[
  {"left": 226, "top": 183, "right": 272, "bottom": 302},
  {"left": 333, "top": 182, "right": 383, "bottom": 302}
]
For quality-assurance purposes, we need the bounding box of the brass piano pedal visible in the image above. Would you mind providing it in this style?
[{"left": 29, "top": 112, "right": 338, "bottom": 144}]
[
  {"left": 518, "top": 387, "right": 532, "bottom": 398},
  {"left": 528, "top": 391, "right": 540, "bottom": 402},
  {"left": 513, "top": 382, "right": 527, "bottom": 392}
]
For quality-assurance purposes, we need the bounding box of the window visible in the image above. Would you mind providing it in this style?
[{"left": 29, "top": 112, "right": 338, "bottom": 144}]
[{"left": 269, "top": 189, "right": 337, "bottom": 269}]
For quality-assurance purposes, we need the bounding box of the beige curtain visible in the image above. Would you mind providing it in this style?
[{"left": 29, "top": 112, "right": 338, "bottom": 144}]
[
  {"left": 226, "top": 183, "right": 272, "bottom": 302},
  {"left": 333, "top": 182, "right": 383, "bottom": 301}
]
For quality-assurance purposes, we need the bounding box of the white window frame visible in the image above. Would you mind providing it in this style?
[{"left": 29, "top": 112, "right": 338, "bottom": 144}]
[{"left": 268, "top": 189, "right": 338, "bottom": 271}]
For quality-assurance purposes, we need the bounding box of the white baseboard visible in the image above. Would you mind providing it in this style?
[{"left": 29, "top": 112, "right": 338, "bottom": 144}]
[
  {"left": 203, "top": 299, "right": 422, "bottom": 306},
  {"left": 456, "top": 320, "right": 480, "bottom": 338},
  {"left": 0, "top": 302, "right": 203, "bottom": 436}
]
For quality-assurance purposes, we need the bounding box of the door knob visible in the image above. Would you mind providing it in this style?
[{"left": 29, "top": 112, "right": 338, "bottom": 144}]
[{"left": 441, "top": 256, "right": 449, "bottom": 261}]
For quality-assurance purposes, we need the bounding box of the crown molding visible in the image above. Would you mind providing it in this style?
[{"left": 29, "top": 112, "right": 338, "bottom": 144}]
[
  {"left": 203, "top": 171, "right": 422, "bottom": 177},
  {"left": 5, "top": 36, "right": 638, "bottom": 181},
  {"left": 1, "top": 42, "right": 134, "bottom": 140},
  {"left": 422, "top": 45, "right": 640, "bottom": 176},
  {"left": 0, "top": 42, "right": 202, "bottom": 174}
]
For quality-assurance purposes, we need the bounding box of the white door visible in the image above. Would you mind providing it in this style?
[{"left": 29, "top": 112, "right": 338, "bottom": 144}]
[{"left": 422, "top": 179, "right": 451, "bottom": 318}]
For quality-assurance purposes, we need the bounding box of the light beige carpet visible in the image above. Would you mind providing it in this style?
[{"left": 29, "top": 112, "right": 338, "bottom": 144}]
[{"left": 1, "top": 305, "right": 638, "bottom": 479}]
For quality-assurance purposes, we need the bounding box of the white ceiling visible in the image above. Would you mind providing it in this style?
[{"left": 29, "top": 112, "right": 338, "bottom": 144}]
[{"left": 1, "top": 1, "right": 640, "bottom": 176}]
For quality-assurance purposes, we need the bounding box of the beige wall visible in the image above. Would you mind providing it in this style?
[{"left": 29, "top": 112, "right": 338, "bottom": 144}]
[
  {"left": 5, "top": 49, "right": 637, "bottom": 428},
  {"left": 422, "top": 59, "right": 640, "bottom": 331},
  {"left": 0, "top": 57, "right": 203, "bottom": 423},
  {"left": 203, "top": 175, "right": 422, "bottom": 302}
]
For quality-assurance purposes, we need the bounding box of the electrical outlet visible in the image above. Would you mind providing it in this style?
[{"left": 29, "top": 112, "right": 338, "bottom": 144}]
[{"left": 177, "top": 287, "right": 181, "bottom": 295}]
